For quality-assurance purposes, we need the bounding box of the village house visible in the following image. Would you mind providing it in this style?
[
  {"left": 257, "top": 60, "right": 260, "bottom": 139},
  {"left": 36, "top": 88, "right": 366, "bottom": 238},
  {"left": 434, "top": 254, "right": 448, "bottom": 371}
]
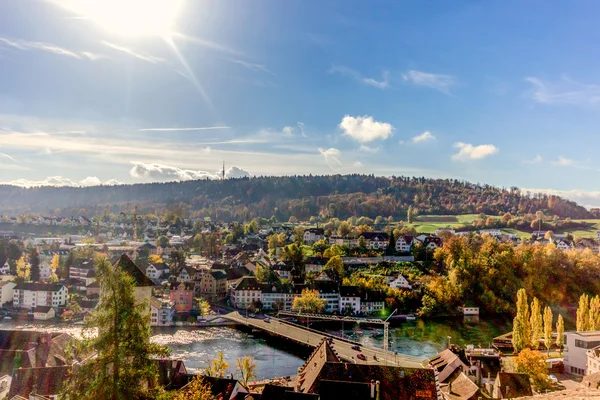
[
  {"left": 312, "top": 281, "right": 339, "bottom": 313},
  {"left": 576, "top": 238, "right": 600, "bottom": 253},
  {"left": 170, "top": 282, "right": 195, "bottom": 313},
  {"left": 146, "top": 262, "right": 170, "bottom": 282},
  {"left": 395, "top": 235, "right": 414, "bottom": 253},
  {"left": 176, "top": 266, "right": 196, "bottom": 283},
  {"left": 195, "top": 270, "right": 228, "bottom": 302},
  {"left": 305, "top": 257, "right": 328, "bottom": 273},
  {"left": 359, "top": 289, "right": 385, "bottom": 314},
  {"left": 360, "top": 231, "right": 390, "bottom": 250},
  {"left": 387, "top": 274, "right": 412, "bottom": 290},
  {"left": 0, "top": 257, "right": 9, "bottom": 275},
  {"left": 339, "top": 286, "right": 361, "bottom": 314},
  {"left": 260, "top": 283, "right": 293, "bottom": 311},
  {"left": 13, "top": 283, "right": 68, "bottom": 309},
  {"left": 564, "top": 331, "right": 600, "bottom": 375},
  {"left": 303, "top": 228, "right": 325, "bottom": 244},
  {"left": 271, "top": 262, "right": 293, "bottom": 280},
  {"left": 556, "top": 239, "right": 574, "bottom": 251},
  {"left": 231, "top": 276, "right": 261, "bottom": 310},
  {"left": 150, "top": 298, "right": 176, "bottom": 326},
  {"left": 33, "top": 305, "right": 56, "bottom": 321}
]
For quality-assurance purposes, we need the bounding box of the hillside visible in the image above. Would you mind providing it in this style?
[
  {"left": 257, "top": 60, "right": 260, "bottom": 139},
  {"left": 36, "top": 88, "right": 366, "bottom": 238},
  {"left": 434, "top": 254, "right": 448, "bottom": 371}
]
[{"left": 0, "top": 175, "right": 591, "bottom": 220}]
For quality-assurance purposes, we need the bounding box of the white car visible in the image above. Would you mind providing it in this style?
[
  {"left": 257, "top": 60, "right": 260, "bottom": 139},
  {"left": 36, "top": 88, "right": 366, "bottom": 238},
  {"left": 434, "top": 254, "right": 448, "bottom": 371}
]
[{"left": 548, "top": 375, "right": 558, "bottom": 384}]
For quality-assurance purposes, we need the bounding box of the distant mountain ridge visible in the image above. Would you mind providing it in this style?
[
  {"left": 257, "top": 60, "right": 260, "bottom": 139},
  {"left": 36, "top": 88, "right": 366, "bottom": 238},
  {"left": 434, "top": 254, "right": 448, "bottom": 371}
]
[{"left": 0, "top": 175, "right": 592, "bottom": 220}]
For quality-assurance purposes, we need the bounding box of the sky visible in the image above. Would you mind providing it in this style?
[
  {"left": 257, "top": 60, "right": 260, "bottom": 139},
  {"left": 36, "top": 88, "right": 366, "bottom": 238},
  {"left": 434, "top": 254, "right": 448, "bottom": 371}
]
[{"left": 2, "top": 0, "right": 600, "bottom": 207}]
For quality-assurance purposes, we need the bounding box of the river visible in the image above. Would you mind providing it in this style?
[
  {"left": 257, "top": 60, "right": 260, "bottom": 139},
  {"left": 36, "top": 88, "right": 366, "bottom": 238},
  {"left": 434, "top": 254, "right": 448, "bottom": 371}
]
[{"left": 0, "top": 315, "right": 512, "bottom": 380}]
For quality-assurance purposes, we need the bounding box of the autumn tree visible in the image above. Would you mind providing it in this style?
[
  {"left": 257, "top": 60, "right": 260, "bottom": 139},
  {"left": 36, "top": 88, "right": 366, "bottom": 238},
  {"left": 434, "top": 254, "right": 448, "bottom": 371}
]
[
  {"left": 197, "top": 298, "right": 211, "bottom": 317},
  {"left": 512, "top": 289, "right": 531, "bottom": 353},
  {"left": 236, "top": 355, "right": 257, "bottom": 387},
  {"left": 577, "top": 293, "right": 590, "bottom": 331},
  {"left": 62, "top": 257, "right": 170, "bottom": 399},
  {"left": 29, "top": 248, "right": 40, "bottom": 282},
  {"left": 324, "top": 256, "right": 344, "bottom": 277},
  {"left": 168, "top": 375, "right": 215, "bottom": 400},
  {"left": 281, "top": 243, "right": 304, "bottom": 269},
  {"left": 292, "top": 289, "right": 325, "bottom": 313},
  {"left": 543, "top": 306, "right": 553, "bottom": 354},
  {"left": 16, "top": 256, "right": 30, "bottom": 281},
  {"left": 556, "top": 314, "right": 565, "bottom": 353},
  {"left": 338, "top": 221, "right": 351, "bottom": 237},
  {"left": 590, "top": 295, "right": 600, "bottom": 331},
  {"left": 514, "top": 349, "right": 551, "bottom": 391},
  {"left": 512, "top": 317, "right": 527, "bottom": 354},
  {"left": 50, "top": 254, "right": 60, "bottom": 272},
  {"left": 204, "top": 352, "right": 229, "bottom": 378},
  {"left": 156, "top": 235, "right": 170, "bottom": 248},
  {"left": 530, "top": 297, "right": 543, "bottom": 349}
]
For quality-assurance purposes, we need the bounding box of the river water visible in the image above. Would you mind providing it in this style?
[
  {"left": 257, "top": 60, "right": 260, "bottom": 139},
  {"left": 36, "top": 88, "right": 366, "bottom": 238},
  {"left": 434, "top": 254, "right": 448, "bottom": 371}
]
[{"left": 0, "top": 315, "right": 512, "bottom": 380}]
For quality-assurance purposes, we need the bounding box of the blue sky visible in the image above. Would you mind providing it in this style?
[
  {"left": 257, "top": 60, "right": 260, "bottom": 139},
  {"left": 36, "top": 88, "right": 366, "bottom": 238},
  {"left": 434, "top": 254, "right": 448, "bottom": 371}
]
[{"left": 2, "top": 0, "right": 600, "bottom": 206}]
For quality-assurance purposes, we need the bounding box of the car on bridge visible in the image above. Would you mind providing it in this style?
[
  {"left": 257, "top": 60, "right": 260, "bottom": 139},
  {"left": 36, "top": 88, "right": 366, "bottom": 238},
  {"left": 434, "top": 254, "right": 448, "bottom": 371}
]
[
  {"left": 264, "top": 317, "right": 270, "bottom": 323},
  {"left": 351, "top": 345, "right": 361, "bottom": 351},
  {"left": 356, "top": 353, "right": 366, "bottom": 361}
]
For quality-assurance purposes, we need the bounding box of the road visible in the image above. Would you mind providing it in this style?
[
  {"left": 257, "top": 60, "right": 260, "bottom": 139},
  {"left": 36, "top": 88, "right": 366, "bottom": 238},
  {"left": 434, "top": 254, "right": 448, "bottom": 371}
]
[{"left": 223, "top": 311, "right": 427, "bottom": 369}]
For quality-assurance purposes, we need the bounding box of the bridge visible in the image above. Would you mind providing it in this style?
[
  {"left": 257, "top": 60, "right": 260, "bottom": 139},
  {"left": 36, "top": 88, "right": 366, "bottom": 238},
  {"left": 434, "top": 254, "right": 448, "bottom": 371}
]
[{"left": 222, "top": 311, "right": 427, "bottom": 369}]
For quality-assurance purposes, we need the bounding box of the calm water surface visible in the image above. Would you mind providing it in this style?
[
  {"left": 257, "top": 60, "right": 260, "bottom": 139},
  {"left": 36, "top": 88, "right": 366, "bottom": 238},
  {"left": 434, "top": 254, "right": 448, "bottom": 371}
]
[{"left": 0, "top": 315, "right": 512, "bottom": 379}]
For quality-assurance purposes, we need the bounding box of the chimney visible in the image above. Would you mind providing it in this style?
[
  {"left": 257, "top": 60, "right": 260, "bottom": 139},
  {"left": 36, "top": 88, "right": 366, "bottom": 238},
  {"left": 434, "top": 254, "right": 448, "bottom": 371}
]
[
  {"left": 370, "top": 380, "right": 375, "bottom": 398},
  {"left": 375, "top": 380, "right": 380, "bottom": 400},
  {"left": 448, "top": 382, "right": 452, "bottom": 395}
]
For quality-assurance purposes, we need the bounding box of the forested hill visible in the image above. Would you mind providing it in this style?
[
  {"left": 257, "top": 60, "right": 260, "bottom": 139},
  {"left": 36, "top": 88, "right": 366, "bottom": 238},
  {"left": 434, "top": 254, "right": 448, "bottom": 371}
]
[{"left": 0, "top": 175, "right": 591, "bottom": 220}]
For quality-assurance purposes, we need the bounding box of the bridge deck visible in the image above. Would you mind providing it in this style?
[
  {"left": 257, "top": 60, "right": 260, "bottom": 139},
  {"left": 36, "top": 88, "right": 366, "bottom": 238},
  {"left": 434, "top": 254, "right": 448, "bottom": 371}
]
[{"left": 223, "top": 311, "right": 427, "bottom": 369}]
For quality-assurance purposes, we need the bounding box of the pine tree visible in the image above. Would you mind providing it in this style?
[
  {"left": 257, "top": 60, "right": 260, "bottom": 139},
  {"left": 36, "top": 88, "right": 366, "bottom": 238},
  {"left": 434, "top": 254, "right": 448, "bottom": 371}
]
[
  {"left": 543, "top": 306, "right": 553, "bottom": 354},
  {"left": 577, "top": 294, "right": 590, "bottom": 332},
  {"left": 529, "top": 297, "right": 543, "bottom": 349},
  {"left": 386, "top": 230, "right": 396, "bottom": 255},
  {"left": 29, "top": 248, "right": 40, "bottom": 282},
  {"left": 62, "top": 257, "right": 170, "bottom": 399},
  {"left": 589, "top": 296, "right": 600, "bottom": 331},
  {"left": 407, "top": 206, "right": 414, "bottom": 223},
  {"left": 556, "top": 314, "right": 565, "bottom": 354}
]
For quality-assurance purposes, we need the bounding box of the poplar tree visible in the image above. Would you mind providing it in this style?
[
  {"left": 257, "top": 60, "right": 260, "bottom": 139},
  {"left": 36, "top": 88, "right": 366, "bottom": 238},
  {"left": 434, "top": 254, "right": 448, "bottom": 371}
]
[
  {"left": 543, "top": 306, "right": 553, "bottom": 354},
  {"left": 556, "top": 314, "right": 565, "bottom": 354},
  {"left": 512, "top": 288, "right": 531, "bottom": 353},
  {"left": 530, "top": 297, "right": 543, "bottom": 349},
  {"left": 577, "top": 294, "right": 590, "bottom": 332},
  {"left": 512, "top": 316, "right": 527, "bottom": 353},
  {"left": 589, "top": 295, "right": 600, "bottom": 331}
]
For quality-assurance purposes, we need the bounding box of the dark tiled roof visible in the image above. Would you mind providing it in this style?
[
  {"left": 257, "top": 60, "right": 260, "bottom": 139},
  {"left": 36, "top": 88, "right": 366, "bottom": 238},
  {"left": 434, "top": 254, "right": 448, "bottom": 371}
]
[
  {"left": 113, "top": 254, "right": 154, "bottom": 287},
  {"left": 170, "top": 282, "right": 194, "bottom": 291},
  {"left": 210, "top": 270, "right": 227, "bottom": 280},
  {"left": 33, "top": 306, "right": 53, "bottom": 313},
  {"left": 155, "top": 359, "right": 189, "bottom": 390},
  {"left": 440, "top": 370, "right": 479, "bottom": 400},
  {"left": 226, "top": 266, "right": 251, "bottom": 281},
  {"left": 14, "top": 283, "right": 65, "bottom": 292},
  {"left": 235, "top": 276, "right": 260, "bottom": 291},
  {"left": 151, "top": 262, "right": 170, "bottom": 271},
  {"left": 8, "top": 365, "right": 70, "bottom": 399},
  {"left": 339, "top": 286, "right": 360, "bottom": 297},
  {"left": 359, "top": 231, "right": 389, "bottom": 241},
  {"left": 179, "top": 375, "right": 242, "bottom": 400}
]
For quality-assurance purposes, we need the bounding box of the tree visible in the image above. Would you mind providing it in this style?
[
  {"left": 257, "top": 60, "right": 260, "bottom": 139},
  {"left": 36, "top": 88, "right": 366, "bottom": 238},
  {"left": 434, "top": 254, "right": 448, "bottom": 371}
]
[
  {"left": 407, "top": 206, "right": 419, "bottom": 223},
  {"left": 294, "top": 226, "right": 305, "bottom": 244},
  {"left": 514, "top": 349, "right": 551, "bottom": 391},
  {"left": 62, "top": 257, "right": 170, "bottom": 400},
  {"left": 512, "top": 316, "right": 528, "bottom": 353},
  {"left": 156, "top": 235, "right": 170, "bottom": 248},
  {"left": 324, "top": 256, "right": 344, "bottom": 277},
  {"left": 281, "top": 243, "right": 304, "bottom": 269},
  {"left": 556, "top": 314, "right": 565, "bottom": 353},
  {"left": 48, "top": 272, "right": 59, "bottom": 283},
  {"left": 530, "top": 297, "right": 542, "bottom": 349},
  {"left": 197, "top": 298, "right": 210, "bottom": 317},
  {"left": 149, "top": 254, "right": 163, "bottom": 264},
  {"left": 244, "top": 220, "right": 258, "bottom": 235},
  {"left": 236, "top": 356, "right": 256, "bottom": 387},
  {"left": 50, "top": 254, "right": 60, "bottom": 272},
  {"left": 29, "top": 248, "right": 40, "bottom": 282},
  {"left": 204, "top": 352, "right": 229, "bottom": 378},
  {"left": 590, "top": 295, "right": 600, "bottom": 331},
  {"left": 512, "top": 288, "right": 531, "bottom": 353},
  {"left": 288, "top": 216, "right": 298, "bottom": 223},
  {"left": 543, "top": 306, "right": 553, "bottom": 354},
  {"left": 16, "top": 256, "right": 30, "bottom": 281},
  {"left": 169, "top": 375, "right": 215, "bottom": 400},
  {"left": 292, "top": 289, "right": 325, "bottom": 313},
  {"left": 577, "top": 293, "right": 590, "bottom": 331},
  {"left": 337, "top": 221, "right": 351, "bottom": 237},
  {"left": 358, "top": 236, "right": 367, "bottom": 249}
]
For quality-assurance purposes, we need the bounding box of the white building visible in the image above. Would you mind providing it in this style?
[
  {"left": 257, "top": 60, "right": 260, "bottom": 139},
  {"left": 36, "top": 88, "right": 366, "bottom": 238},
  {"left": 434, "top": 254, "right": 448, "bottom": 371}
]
[
  {"left": 177, "top": 266, "right": 195, "bottom": 283},
  {"left": 587, "top": 346, "right": 600, "bottom": 376},
  {"left": 231, "top": 276, "right": 262, "bottom": 309},
  {"left": 480, "top": 229, "right": 502, "bottom": 238},
  {"left": 146, "top": 262, "right": 169, "bottom": 281},
  {"left": 388, "top": 275, "right": 412, "bottom": 290},
  {"left": 0, "top": 259, "right": 10, "bottom": 275},
  {"left": 313, "top": 282, "right": 339, "bottom": 313},
  {"left": 261, "top": 284, "right": 293, "bottom": 311},
  {"left": 39, "top": 263, "right": 52, "bottom": 281},
  {"left": 13, "top": 283, "right": 68, "bottom": 309},
  {"left": 339, "top": 286, "right": 361, "bottom": 314},
  {"left": 303, "top": 228, "right": 324, "bottom": 244},
  {"left": 0, "top": 281, "right": 16, "bottom": 306},
  {"left": 150, "top": 298, "right": 175, "bottom": 326},
  {"left": 556, "top": 239, "right": 574, "bottom": 251},
  {"left": 33, "top": 305, "right": 56, "bottom": 320},
  {"left": 458, "top": 306, "right": 480, "bottom": 316},
  {"left": 564, "top": 331, "right": 600, "bottom": 375},
  {"left": 272, "top": 263, "right": 292, "bottom": 280},
  {"left": 395, "top": 236, "right": 414, "bottom": 253}
]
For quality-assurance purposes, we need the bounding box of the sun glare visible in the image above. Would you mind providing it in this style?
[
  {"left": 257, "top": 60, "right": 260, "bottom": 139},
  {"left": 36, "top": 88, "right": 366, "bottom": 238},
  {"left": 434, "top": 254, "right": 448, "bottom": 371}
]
[{"left": 62, "top": 0, "right": 184, "bottom": 37}]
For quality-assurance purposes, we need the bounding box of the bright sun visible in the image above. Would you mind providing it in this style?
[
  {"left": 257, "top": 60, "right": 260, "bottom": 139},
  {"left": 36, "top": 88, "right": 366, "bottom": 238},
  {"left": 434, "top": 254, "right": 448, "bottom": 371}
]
[{"left": 61, "top": 0, "right": 184, "bottom": 38}]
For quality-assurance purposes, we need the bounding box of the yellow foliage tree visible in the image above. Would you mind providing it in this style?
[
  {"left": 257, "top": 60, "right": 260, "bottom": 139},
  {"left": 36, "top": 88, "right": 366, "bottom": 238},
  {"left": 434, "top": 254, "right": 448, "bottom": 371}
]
[
  {"left": 204, "top": 352, "right": 228, "bottom": 378},
  {"left": 514, "top": 349, "right": 551, "bottom": 391},
  {"left": 169, "top": 375, "right": 215, "bottom": 400},
  {"left": 292, "top": 289, "right": 325, "bottom": 313},
  {"left": 236, "top": 355, "right": 256, "bottom": 387},
  {"left": 50, "top": 254, "right": 60, "bottom": 272},
  {"left": 149, "top": 254, "right": 163, "bottom": 264},
  {"left": 16, "top": 256, "right": 30, "bottom": 281}
]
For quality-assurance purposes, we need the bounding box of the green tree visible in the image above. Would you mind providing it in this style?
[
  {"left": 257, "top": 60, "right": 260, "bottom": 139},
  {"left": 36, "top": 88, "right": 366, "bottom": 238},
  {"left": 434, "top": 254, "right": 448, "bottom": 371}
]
[
  {"left": 512, "top": 316, "right": 527, "bottom": 353},
  {"left": 281, "top": 243, "right": 304, "bottom": 269},
  {"left": 204, "top": 352, "right": 229, "bottom": 378},
  {"left": 62, "top": 257, "right": 170, "bottom": 400},
  {"left": 244, "top": 220, "right": 258, "bottom": 235},
  {"left": 358, "top": 236, "right": 367, "bottom": 249},
  {"left": 168, "top": 375, "right": 215, "bottom": 400},
  {"left": 556, "top": 314, "right": 565, "bottom": 353},
  {"left": 324, "top": 256, "right": 344, "bottom": 277},
  {"left": 543, "top": 306, "right": 553, "bottom": 354},
  {"left": 236, "top": 356, "right": 257, "bottom": 387},
  {"left": 29, "top": 248, "right": 40, "bottom": 282},
  {"left": 386, "top": 230, "right": 396, "bottom": 255},
  {"left": 530, "top": 297, "right": 542, "bottom": 349},
  {"left": 292, "top": 289, "right": 325, "bottom": 313},
  {"left": 590, "top": 295, "right": 600, "bottom": 331},
  {"left": 156, "top": 235, "right": 170, "bottom": 248},
  {"left": 514, "top": 349, "right": 551, "bottom": 391},
  {"left": 337, "top": 221, "right": 351, "bottom": 237},
  {"left": 512, "top": 288, "right": 531, "bottom": 352},
  {"left": 577, "top": 293, "right": 590, "bottom": 331}
]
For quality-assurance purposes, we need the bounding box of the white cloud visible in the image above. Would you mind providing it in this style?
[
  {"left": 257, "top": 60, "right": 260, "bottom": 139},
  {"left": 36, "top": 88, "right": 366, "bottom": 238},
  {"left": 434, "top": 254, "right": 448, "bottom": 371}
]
[
  {"left": 138, "top": 126, "right": 231, "bottom": 132},
  {"left": 521, "top": 188, "right": 600, "bottom": 209},
  {"left": 412, "top": 131, "right": 435, "bottom": 143},
  {"left": 359, "top": 145, "right": 380, "bottom": 153},
  {"left": 0, "top": 152, "right": 16, "bottom": 162},
  {"left": 402, "top": 70, "right": 456, "bottom": 93},
  {"left": 282, "top": 126, "right": 294, "bottom": 136},
  {"left": 129, "top": 162, "right": 250, "bottom": 182},
  {"left": 353, "top": 161, "right": 363, "bottom": 167},
  {"left": 329, "top": 65, "right": 389, "bottom": 89},
  {"left": 297, "top": 122, "right": 307, "bottom": 137},
  {"left": 553, "top": 156, "right": 576, "bottom": 167},
  {"left": 229, "top": 59, "right": 274, "bottom": 75},
  {"left": 3, "top": 176, "right": 122, "bottom": 188},
  {"left": 524, "top": 155, "right": 543, "bottom": 164},
  {"left": 339, "top": 115, "right": 393, "bottom": 143},
  {"left": 0, "top": 37, "right": 103, "bottom": 60},
  {"left": 525, "top": 76, "right": 600, "bottom": 106},
  {"left": 319, "top": 148, "right": 342, "bottom": 170},
  {"left": 452, "top": 142, "right": 499, "bottom": 160},
  {"left": 101, "top": 41, "right": 165, "bottom": 64}
]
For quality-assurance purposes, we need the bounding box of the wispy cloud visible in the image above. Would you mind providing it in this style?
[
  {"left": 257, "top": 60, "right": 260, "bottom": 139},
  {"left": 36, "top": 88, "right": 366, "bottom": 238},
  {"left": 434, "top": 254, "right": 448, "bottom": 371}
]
[
  {"left": 524, "top": 155, "right": 543, "bottom": 164},
  {"left": 329, "top": 65, "right": 389, "bottom": 89},
  {"left": 297, "top": 122, "right": 307, "bottom": 137},
  {"left": 3, "top": 176, "right": 122, "bottom": 188},
  {"left": 0, "top": 152, "right": 16, "bottom": 162},
  {"left": 229, "top": 59, "right": 274, "bottom": 75},
  {"left": 339, "top": 115, "right": 393, "bottom": 143},
  {"left": 171, "top": 32, "right": 243, "bottom": 57},
  {"left": 138, "top": 126, "right": 231, "bottom": 132},
  {"left": 452, "top": 142, "right": 498, "bottom": 160},
  {"left": 412, "top": 131, "right": 435, "bottom": 143},
  {"left": 553, "top": 156, "right": 576, "bottom": 167},
  {"left": 0, "top": 37, "right": 103, "bottom": 60},
  {"left": 319, "top": 147, "right": 343, "bottom": 170},
  {"left": 402, "top": 70, "right": 456, "bottom": 93},
  {"left": 101, "top": 41, "right": 165, "bottom": 64},
  {"left": 525, "top": 76, "right": 600, "bottom": 106},
  {"left": 359, "top": 145, "right": 380, "bottom": 153}
]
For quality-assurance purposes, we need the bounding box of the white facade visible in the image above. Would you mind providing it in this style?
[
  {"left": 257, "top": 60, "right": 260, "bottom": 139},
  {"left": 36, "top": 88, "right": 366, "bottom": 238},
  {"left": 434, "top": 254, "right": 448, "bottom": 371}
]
[
  {"left": 459, "top": 306, "right": 480, "bottom": 315},
  {"left": 177, "top": 268, "right": 194, "bottom": 283},
  {"left": 388, "top": 275, "right": 412, "bottom": 290},
  {"left": 146, "top": 264, "right": 168, "bottom": 280},
  {"left": 564, "top": 331, "right": 600, "bottom": 375},
  {"left": 39, "top": 263, "right": 52, "bottom": 281},
  {"left": 261, "top": 287, "right": 293, "bottom": 311},
  {"left": 480, "top": 229, "right": 502, "bottom": 237},
  {"left": 13, "top": 283, "right": 68, "bottom": 309},
  {"left": 231, "top": 278, "right": 262, "bottom": 309},
  {"left": 395, "top": 237, "right": 413, "bottom": 253},
  {"left": 339, "top": 295, "right": 360, "bottom": 314},
  {"left": 318, "top": 292, "right": 339, "bottom": 313},
  {"left": 0, "top": 261, "right": 9, "bottom": 275},
  {"left": 361, "top": 300, "right": 384, "bottom": 314},
  {"left": 150, "top": 298, "right": 175, "bottom": 326},
  {"left": 556, "top": 240, "right": 574, "bottom": 251},
  {"left": 587, "top": 346, "right": 600, "bottom": 376},
  {"left": 303, "top": 229, "right": 324, "bottom": 244},
  {"left": 0, "top": 281, "right": 16, "bottom": 306}
]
